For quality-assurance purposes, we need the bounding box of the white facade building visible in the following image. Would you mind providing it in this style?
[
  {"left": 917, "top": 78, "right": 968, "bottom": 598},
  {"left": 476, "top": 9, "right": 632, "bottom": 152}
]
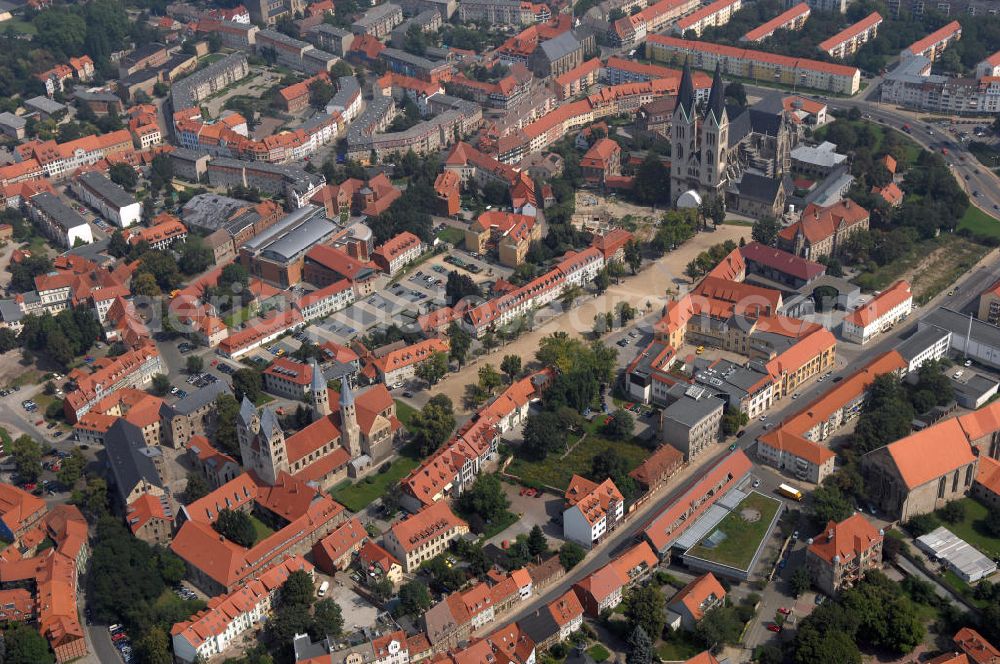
[
  {"left": 842, "top": 280, "right": 913, "bottom": 344},
  {"left": 72, "top": 171, "right": 142, "bottom": 228}
]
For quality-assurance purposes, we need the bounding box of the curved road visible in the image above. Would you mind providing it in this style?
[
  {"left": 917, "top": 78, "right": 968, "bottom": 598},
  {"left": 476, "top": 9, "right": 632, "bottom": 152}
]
[{"left": 743, "top": 80, "right": 1000, "bottom": 217}]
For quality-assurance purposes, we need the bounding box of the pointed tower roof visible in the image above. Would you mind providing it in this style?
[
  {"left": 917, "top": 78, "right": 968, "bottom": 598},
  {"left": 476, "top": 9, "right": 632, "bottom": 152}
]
[
  {"left": 339, "top": 375, "right": 355, "bottom": 408},
  {"left": 310, "top": 359, "right": 326, "bottom": 397},
  {"left": 260, "top": 406, "right": 281, "bottom": 436},
  {"left": 238, "top": 396, "right": 256, "bottom": 428},
  {"left": 677, "top": 58, "right": 696, "bottom": 119},
  {"left": 706, "top": 63, "right": 725, "bottom": 122}
]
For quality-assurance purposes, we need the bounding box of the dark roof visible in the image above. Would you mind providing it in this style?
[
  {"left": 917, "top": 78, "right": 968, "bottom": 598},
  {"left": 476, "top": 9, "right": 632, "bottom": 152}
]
[
  {"left": 518, "top": 609, "right": 561, "bottom": 649},
  {"left": 539, "top": 31, "right": 581, "bottom": 62},
  {"left": 749, "top": 106, "right": 784, "bottom": 135},
  {"left": 173, "top": 380, "right": 232, "bottom": 415},
  {"left": 104, "top": 419, "right": 163, "bottom": 503},
  {"left": 677, "top": 59, "right": 695, "bottom": 118},
  {"left": 736, "top": 173, "right": 784, "bottom": 203},
  {"left": 727, "top": 108, "right": 752, "bottom": 148},
  {"left": 740, "top": 241, "right": 825, "bottom": 281},
  {"left": 705, "top": 63, "right": 725, "bottom": 124}
]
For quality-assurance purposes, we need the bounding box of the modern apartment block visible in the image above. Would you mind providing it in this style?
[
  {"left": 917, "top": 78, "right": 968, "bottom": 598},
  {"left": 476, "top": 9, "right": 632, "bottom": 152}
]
[{"left": 818, "top": 12, "right": 883, "bottom": 58}]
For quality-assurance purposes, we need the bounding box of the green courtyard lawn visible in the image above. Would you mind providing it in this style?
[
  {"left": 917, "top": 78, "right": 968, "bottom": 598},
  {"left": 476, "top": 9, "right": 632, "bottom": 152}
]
[
  {"left": 436, "top": 226, "right": 466, "bottom": 246},
  {"left": 940, "top": 498, "right": 1000, "bottom": 560},
  {"left": 330, "top": 456, "right": 420, "bottom": 512},
  {"left": 958, "top": 205, "right": 1000, "bottom": 240},
  {"left": 685, "top": 492, "right": 782, "bottom": 571},
  {"left": 587, "top": 645, "right": 611, "bottom": 663},
  {"left": 394, "top": 399, "right": 418, "bottom": 427},
  {"left": 656, "top": 630, "right": 705, "bottom": 661},
  {"left": 248, "top": 514, "right": 275, "bottom": 544},
  {"left": 505, "top": 432, "right": 651, "bottom": 491}
]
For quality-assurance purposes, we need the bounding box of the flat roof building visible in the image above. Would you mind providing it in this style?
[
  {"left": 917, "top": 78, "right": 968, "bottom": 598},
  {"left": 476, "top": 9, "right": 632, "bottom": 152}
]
[
  {"left": 240, "top": 205, "right": 338, "bottom": 287},
  {"left": 25, "top": 192, "right": 93, "bottom": 248},
  {"left": 72, "top": 171, "right": 141, "bottom": 228}
]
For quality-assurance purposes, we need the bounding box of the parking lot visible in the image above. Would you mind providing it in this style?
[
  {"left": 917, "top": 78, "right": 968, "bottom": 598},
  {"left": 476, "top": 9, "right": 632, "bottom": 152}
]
[
  {"left": 312, "top": 270, "right": 451, "bottom": 344},
  {"left": 489, "top": 483, "right": 567, "bottom": 547},
  {"left": 108, "top": 623, "right": 134, "bottom": 663}
]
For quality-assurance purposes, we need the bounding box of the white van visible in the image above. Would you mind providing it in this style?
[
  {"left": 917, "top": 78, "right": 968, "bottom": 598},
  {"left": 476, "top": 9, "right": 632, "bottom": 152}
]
[{"left": 318, "top": 581, "right": 330, "bottom": 597}]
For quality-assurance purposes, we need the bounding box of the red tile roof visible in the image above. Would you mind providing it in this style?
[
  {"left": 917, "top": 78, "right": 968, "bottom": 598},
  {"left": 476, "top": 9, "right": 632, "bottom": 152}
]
[
  {"left": 739, "top": 241, "right": 825, "bottom": 282},
  {"left": 643, "top": 451, "right": 752, "bottom": 551},
  {"left": 954, "top": 627, "right": 1000, "bottom": 664},
  {"left": 648, "top": 34, "right": 860, "bottom": 77},
  {"left": 818, "top": 12, "right": 882, "bottom": 52},
  {"left": 0, "top": 484, "right": 46, "bottom": 538},
  {"left": 778, "top": 199, "right": 869, "bottom": 246},
  {"left": 389, "top": 501, "right": 467, "bottom": 554},
  {"left": 905, "top": 20, "right": 962, "bottom": 56},
  {"left": 125, "top": 493, "right": 170, "bottom": 535},
  {"left": 807, "top": 513, "right": 882, "bottom": 564},
  {"left": 314, "top": 516, "right": 367, "bottom": 568},
  {"left": 974, "top": 455, "right": 1000, "bottom": 498},
  {"left": 743, "top": 2, "right": 810, "bottom": 42},
  {"left": 885, "top": 418, "right": 977, "bottom": 490},
  {"left": 843, "top": 279, "right": 911, "bottom": 328},
  {"left": 669, "top": 573, "right": 725, "bottom": 621}
]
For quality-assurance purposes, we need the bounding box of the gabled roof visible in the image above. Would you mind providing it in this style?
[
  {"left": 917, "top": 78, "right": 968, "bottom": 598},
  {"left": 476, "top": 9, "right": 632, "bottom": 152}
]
[
  {"left": 904, "top": 20, "right": 961, "bottom": 56},
  {"left": 739, "top": 241, "right": 825, "bottom": 281},
  {"left": 778, "top": 199, "right": 869, "bottom": 246},
  {"left": 807, "top": 513, "right": 881, "bottom": 564},
  {"left": 315, "top": 516, "right": 367, "bottom": 564},
  {"left": 881, "top": 417, "right": 977, "bottom": 490},
  {"left": 975, "top": 456, "right": 1000, "bottom": 498},
  {"left": 954, "top": 627, "right": 1000, "bottom": 664},
  {"left": 668, "top": 573, "right": 725, "bottom": 621},
  {"left": 843, "top": 279, "right": 911, "bottom": 328},
  {"left": 389, "top": 501, "right": 467, "bottom": 554},
  {"left": 0, "top": 484, "right": 46, "bottom": 537}
]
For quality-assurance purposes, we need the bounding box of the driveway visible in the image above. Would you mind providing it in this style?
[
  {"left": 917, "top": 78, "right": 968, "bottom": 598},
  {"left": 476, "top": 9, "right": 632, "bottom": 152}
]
[{"left": 488, "top": 483, "right": 566, "bottom": 547}]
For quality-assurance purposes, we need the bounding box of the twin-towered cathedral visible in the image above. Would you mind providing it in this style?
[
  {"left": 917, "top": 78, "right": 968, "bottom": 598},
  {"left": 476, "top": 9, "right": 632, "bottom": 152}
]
[
  {"left": 670, "top": 62, "right": 796, "bottom": 220},
  {"left": 238, "top": 360, "right": 401, "bottom": 489}
]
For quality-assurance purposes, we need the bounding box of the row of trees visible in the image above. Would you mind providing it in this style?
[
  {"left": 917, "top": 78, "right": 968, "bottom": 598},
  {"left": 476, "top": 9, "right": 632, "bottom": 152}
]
[
  {"left": 684, "top": 239, "right": 740, "bottom": 281},
  {"left": 266, "top": 570, "right": 343, "bottom": 656}
]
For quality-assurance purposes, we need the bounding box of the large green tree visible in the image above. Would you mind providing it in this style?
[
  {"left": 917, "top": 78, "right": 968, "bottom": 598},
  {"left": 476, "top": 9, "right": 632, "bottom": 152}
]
[
  {"left": 409, "top": 394, "right": 456, "bottom": 456},
  {"left": 521, "top": 411, "right": 567, "bottom": 460},
  {"left": 212, "top": 508, "right": 257, "bottom": 547},
  {"left": 624, "top": 584, "right": 666, "bottom": 639},
  {"left": 11, "top": 435, "right": 43, "bottom": 483},
  {"left": 458, "top": 473, "right": 510, "bottom": 528},
  {"left": 3, "top": 621, "right": 54, "bottom": 664},
  {"left": 415, "top": 351, "right": 449, "bottom": 385},
  {"left": 399, "top": 579, "right": 432, "bottom": 616},
  {"left": 232, "top": 368, "right": 263, "bottom": 404}
]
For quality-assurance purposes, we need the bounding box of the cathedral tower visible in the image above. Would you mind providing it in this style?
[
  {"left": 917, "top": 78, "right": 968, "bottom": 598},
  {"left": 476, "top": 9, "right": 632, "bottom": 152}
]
[
  {"left": 700, "top": 64, "right": 729, "bottom": 193},
  {"left": 670, "top": 60, "right": 698, "bottom": 205},
  {"left": 236, "top": 397, "right": 288, "bottom": 486},
  {"left": 339, "top": 376, "right": 361, "bottom": 458},
  {"left": 310, "top": 359, "right": 330, "bottom": 420}
]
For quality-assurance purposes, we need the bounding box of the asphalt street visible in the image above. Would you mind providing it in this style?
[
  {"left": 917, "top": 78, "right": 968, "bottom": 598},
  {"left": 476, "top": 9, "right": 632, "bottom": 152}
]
[
  {"left": 487, "top": 237, "right": 1000, "bottom": 634},
  {"left": 742, "top": 80, "right": 1000, "bottom": 216}
]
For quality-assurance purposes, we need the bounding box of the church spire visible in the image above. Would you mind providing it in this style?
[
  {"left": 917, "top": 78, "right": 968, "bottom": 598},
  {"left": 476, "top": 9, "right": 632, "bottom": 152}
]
[
  {"left": 677, "top": 58, "right": 695, "bottom": 119},
  {"left": 310, "top": 359, "right": 330, "bottom": 418},
  {"left": 706, "top": 63, "right": 726, "bottom": 124},
  {"left": 339, "top": 375, "right": 355, "bottom": 408}
]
